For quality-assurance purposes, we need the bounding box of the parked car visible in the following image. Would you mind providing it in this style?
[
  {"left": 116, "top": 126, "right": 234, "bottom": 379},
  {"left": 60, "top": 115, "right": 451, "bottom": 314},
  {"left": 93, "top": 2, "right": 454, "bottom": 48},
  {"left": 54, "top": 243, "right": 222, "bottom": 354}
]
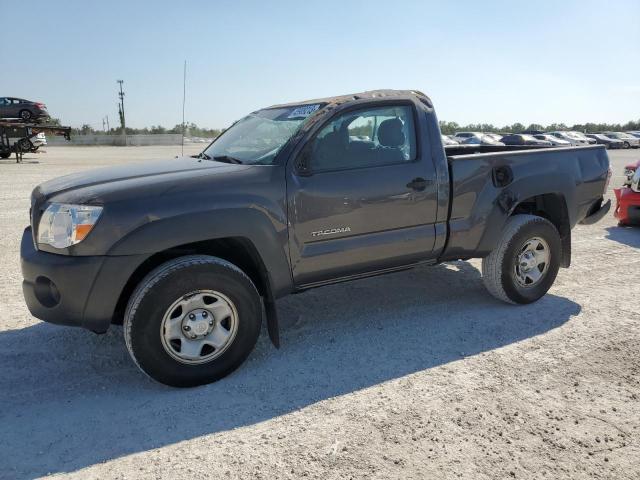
[
  {"left": 0, "top": 97, "right": 49, "bottom": 121},
  {"left": 614, "top": 167, "right": 640, "bottom": 225},
  {"left": 626, "top": 131, "right": 640, "bottom": 139},
  {"left": 623, "top": 159, "right": 639, "bottom": 187},
  {"left": 547, "top": 131, "right": 589, "bottom": 146},
  {"left": 602, "top": 132, "right": 640, "bottom": 149},
  {"left": 585, "top": 134, "right": 624, "bottom": 149},
  {"left": 452, "top": 131, "right": 482, "bottom": 143},
  {"left": 500, "top": 134, "right": 552, "bottom": 147},
  {"left": 483, "top": 133, "right": 504, "bottom": 143},
  {"left": 568, "top": 131, "right": 596, "bottom": 145},
  {"left": 20, "top": 89, "right": 611, "bottom": 387},
  {"left": 441, "top": 134, "right": 459, "bottom": 146},
  {"left": 456, "top": 132, "right": 504, "bottom": 146},
  {"left": 533, "top": 134, "right": 572, "bottom": 147}
]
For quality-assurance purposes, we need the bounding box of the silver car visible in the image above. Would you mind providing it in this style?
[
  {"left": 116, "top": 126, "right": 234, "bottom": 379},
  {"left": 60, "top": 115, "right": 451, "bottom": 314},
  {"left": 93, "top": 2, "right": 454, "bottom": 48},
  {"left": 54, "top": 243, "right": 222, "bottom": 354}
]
[{"left": 603, "top": 132, "right": 640, "bottom": 149}]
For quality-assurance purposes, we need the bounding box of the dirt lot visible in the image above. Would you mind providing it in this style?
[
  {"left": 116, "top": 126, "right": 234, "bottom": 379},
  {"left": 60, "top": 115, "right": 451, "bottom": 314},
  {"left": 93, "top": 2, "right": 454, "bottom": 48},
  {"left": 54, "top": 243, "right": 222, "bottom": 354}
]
[{"left": 0, "top": 146, "right": 638, "bottom": 480}]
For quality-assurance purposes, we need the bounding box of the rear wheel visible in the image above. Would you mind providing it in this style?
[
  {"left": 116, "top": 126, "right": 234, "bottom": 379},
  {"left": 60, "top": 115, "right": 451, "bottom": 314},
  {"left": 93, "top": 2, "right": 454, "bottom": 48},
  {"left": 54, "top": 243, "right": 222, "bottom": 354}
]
[
  {"left": 623, "top": 141, "right": 630, "bottom": 149},
  {"left": 124, "top": 255, "right": 262, "bottom": 387},
  {"left": 19, "top": 109, "right": 32, "bottom": 121},
  {"left": 0, "top": 151, "right": 10, "bottom": 159},
  {"left": 482, "top": 215, "right": 561, "bottom": 304}
]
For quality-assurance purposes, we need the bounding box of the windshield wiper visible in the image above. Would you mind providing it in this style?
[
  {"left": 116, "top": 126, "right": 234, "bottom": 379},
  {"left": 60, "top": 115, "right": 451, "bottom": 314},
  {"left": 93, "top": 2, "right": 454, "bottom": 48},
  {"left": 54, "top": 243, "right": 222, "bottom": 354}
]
[
  {"left": 193, "top": 152, "right": 212, "bottom": 160},
  {"left": 213, "top": 155, "right": 243, "bottom": 164}
]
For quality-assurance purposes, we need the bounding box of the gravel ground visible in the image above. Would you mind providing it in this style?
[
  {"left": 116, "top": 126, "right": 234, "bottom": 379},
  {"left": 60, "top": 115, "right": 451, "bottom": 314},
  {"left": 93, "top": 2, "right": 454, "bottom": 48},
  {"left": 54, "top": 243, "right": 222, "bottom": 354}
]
[{"left": 0, "top": 146, "right": 638, "bottom": 480}]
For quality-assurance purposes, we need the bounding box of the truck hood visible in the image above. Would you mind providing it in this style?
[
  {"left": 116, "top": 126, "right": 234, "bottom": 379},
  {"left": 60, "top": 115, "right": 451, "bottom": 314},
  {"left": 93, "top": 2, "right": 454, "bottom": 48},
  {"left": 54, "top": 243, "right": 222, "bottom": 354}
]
[{"left": 35, "top": 156, "right": 250, "bottom": 204}]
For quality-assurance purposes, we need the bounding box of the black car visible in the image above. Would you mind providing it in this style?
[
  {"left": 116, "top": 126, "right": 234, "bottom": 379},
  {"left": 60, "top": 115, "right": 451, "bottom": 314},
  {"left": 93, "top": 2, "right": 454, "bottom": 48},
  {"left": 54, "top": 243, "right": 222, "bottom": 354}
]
[
  {"left": 585, "top": 134, "right": 624, "bottom": 149},
  {"left": 0, "top": 97, "right": 49, "bottom": 121},
  {"left": 500, "top": 134, "right": 552, "bottom": 147}
]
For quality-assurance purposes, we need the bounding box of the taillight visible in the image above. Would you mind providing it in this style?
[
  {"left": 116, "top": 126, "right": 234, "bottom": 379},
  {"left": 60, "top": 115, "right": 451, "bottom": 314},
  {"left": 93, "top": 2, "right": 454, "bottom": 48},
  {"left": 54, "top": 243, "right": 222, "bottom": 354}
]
[
  {"left": 604, "top": 167, "right": 612, "bottom": 193},
  {"left": 35, "top": 103, "right": 46, "bottom": 109}
]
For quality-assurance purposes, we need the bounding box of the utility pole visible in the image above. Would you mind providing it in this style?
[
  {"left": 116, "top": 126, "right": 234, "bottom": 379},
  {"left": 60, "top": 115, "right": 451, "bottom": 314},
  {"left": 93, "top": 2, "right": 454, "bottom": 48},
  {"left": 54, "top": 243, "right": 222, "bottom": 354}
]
[
  {"left": 106, "top": 115, "right": 110, "bottom": 132},
  {"left": 181, "top": 60, "right": 187, "bottom": 156},
  {"left": 117, "top": 80, "right": 126, "bottom": 144}
]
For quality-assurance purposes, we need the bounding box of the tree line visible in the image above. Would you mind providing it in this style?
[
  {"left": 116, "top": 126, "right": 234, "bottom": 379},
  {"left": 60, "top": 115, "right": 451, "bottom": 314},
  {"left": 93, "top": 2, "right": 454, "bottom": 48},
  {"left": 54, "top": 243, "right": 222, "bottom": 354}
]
[
  {"left": 50, "top": 118, "right": 640, "bottom": 138},
  {"left": 438, "top": 120, "right": 640, "bottom": 135},
  {"left": 48, "top": 119, "right": 223, "bottom": 138}
]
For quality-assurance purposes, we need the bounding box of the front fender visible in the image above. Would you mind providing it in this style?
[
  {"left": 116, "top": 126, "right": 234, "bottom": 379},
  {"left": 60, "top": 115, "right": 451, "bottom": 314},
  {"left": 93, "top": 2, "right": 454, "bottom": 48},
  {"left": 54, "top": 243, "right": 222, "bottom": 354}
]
[{"left": 107, "top": 207, "right": 293, "bottom": 297}]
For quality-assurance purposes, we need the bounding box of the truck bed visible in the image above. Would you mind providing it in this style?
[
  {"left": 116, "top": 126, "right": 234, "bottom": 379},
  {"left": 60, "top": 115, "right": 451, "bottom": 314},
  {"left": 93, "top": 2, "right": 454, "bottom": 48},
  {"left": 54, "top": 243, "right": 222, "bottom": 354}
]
[{"left": 442, "top": 145, "right": 610, "bottom": 261}]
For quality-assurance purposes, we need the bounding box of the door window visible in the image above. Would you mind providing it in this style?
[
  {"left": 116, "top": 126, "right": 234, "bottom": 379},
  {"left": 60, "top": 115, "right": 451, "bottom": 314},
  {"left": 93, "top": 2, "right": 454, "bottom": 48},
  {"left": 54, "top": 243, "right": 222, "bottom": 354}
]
[{"left": 309, "top": 105, "right": 416, "bottom": 171}]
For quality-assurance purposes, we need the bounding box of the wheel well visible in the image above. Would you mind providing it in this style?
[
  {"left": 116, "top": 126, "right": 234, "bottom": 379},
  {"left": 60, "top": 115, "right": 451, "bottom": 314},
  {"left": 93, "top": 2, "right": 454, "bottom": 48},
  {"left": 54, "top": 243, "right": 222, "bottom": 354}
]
[
  {"left": 111, "top": 237, "right": 268, "bottom": 325},
  {"left": 512, "top": 193, "right": 571, "bottom": 267}
]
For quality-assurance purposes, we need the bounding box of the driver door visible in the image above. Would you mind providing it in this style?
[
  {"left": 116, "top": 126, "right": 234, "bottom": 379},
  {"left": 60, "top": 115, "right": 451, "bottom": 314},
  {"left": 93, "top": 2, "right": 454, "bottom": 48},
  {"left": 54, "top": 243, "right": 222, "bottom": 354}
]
[{"left": 286, "top": 103, "right": 439, "bottom": 287}]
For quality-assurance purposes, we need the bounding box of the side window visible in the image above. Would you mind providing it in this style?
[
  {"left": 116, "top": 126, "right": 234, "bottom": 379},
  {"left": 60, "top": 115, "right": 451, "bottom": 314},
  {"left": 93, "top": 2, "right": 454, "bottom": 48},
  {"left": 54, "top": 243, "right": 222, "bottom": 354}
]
[
  {"left": 0, "top": 98, "right": 7, "bottom": 106},
  {"left": 309, "top": 105, "right": 416, "bottom": 171}
]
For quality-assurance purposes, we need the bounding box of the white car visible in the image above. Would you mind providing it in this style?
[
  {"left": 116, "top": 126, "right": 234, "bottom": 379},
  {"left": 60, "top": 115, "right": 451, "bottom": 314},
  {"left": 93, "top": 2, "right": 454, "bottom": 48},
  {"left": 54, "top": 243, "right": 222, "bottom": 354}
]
[
  {"left": 546, "top": 131, "right": 588, "bottom": 146},
  {"left": 31, "top": 132, "right": 47, "bottom": 149},
  {"left": 567, "top": 131, "right": 596, "bottom": 145},
  {"left": 452, "top": 131, "right": 483, "bottom": 143},
  {"left": 603, "top": 132, "right": 640, "bottom": 149},
  {"left": 453, "top": 132, "right": 504, "bottom": 146},
  {"left": 441, "top": 134, "right": 459, "bottom": 146},
  {"left": 533, "top": 134, "right": 572, "bottom": 147}
]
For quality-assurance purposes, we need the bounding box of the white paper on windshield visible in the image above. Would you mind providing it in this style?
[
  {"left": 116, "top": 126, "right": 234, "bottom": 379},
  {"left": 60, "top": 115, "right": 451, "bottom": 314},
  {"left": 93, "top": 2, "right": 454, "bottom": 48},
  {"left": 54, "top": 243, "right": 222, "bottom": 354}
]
[{"left": 287, "top": 104, "right": 320, "bottom": 119}]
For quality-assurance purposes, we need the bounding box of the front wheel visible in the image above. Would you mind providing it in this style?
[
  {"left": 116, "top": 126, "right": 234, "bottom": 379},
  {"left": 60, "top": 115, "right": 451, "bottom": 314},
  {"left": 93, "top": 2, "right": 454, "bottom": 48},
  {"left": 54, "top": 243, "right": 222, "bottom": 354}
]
[
  {"left": 482, "top": 215, "right": 561, "bottom": 304},
  {"left": 124, "top": 255, "right": 262, "bottom": 387},
  {"left": 18, "top": 138, "right": 32, "bottom": 151}
]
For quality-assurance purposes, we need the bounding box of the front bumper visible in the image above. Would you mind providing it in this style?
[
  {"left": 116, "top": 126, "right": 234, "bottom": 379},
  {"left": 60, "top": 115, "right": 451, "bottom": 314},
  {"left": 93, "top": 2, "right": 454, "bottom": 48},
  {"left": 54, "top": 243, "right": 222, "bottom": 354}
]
[
  {"left": 20, "top": 227, "right": 145, "bottom": 333},
  {"left": 614, "top": 188, "right": 640, "bottom": 225}
]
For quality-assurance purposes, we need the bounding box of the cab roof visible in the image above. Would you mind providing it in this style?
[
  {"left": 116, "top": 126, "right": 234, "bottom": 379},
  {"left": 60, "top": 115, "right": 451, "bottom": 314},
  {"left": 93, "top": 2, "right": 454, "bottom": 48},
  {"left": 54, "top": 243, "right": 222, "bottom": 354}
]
[{"left": 265, "top": 89, "right": 432, "bottom": 110}]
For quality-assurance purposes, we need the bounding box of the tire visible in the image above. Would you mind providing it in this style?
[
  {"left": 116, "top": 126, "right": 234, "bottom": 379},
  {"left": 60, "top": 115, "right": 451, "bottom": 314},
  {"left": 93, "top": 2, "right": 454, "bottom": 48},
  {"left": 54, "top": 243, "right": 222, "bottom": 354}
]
[
  {"left": 124, "top": 255, "right": 262, "bottom": 387},
  {"left": 0, "top": 151, "right": 10, "bottom": 159},
  {"left": 19, "top": 109, "right": 32, "bottom": 121},
  {"left": 623, "top": 141, "right": 630, "bottom": 149},
  {"left": 482, "top": 214, "right": 561, "bottom": 305},
  {"left": 18, "top": 138, "right": 32, "bottom": 151}
]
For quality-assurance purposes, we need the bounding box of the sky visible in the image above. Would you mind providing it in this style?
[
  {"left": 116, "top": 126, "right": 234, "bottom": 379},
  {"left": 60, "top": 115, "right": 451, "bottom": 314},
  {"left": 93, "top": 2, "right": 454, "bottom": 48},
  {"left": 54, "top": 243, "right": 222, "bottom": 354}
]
[{"left": 2, "top": 0, "right": 639, "bottom": 130}]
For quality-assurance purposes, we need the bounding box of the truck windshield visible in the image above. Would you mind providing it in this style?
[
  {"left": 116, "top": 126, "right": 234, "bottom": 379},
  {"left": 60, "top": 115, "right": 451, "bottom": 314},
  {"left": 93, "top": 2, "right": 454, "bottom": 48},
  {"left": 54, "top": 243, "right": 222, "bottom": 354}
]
[{"left": 203, "top": 104, "right": 322, "bottom": 165}]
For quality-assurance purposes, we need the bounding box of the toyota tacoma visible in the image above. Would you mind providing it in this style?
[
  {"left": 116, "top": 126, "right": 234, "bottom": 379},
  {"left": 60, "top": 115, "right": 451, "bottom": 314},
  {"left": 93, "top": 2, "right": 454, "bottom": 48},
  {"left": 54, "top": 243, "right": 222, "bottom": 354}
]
[{"left": 21, "top": 90, "right": 611, "bottom": 387}]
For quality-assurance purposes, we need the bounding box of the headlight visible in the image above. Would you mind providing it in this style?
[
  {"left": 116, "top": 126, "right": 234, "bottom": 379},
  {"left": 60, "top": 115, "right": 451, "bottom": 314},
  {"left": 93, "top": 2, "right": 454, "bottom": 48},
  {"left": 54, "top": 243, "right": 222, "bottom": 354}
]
[{"left": 38, "top": 203, "right": 103, "bottom": 249}]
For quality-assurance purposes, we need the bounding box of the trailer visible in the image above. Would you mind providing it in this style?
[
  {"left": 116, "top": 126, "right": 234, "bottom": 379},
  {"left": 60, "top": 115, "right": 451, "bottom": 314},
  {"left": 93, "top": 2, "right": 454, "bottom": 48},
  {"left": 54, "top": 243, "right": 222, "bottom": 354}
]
[{"left": 0, "top": 121, "right": 71, "bottom": 163}]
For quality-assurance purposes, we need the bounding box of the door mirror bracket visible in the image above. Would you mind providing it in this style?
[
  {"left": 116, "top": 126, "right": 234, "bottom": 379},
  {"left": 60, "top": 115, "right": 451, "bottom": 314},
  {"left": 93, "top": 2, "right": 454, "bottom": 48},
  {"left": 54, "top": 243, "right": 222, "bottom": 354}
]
[{"left": 295, "top": 146, "right": 313, "bottom": 176}]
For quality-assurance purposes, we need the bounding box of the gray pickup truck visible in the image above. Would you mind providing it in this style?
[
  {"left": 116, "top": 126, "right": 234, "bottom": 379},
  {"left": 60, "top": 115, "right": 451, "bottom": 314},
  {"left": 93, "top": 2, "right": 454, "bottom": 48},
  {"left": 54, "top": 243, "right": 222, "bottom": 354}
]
[{"left": 21, "top": 90, "right": 611, "bottom": 387}]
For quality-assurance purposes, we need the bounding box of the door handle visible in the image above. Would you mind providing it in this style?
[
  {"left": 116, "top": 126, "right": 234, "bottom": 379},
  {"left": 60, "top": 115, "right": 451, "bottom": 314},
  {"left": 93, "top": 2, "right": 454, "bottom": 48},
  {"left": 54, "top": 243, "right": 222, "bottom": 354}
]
[{"left": 407, "top": 177, "right": 428, "bottom": 191}]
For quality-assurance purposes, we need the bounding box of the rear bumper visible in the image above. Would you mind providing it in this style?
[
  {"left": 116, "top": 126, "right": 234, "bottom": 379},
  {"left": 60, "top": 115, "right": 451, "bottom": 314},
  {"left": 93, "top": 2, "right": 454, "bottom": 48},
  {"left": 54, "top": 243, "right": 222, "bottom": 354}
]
[
  {"left": 20, "top": 227, "right": 145, "bottom": 333},
  {"left": 579, "top": 198, "right": 611, "bottom": 225},
  {"left": 614, "top": 188, "right": 640, "bottom": 225}
]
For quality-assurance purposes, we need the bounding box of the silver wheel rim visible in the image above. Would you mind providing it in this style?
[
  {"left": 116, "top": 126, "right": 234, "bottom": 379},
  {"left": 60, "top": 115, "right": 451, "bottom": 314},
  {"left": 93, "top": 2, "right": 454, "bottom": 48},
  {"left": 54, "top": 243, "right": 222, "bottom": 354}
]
[
  {"left": 21, "top": 110, "right": 30, "bottom": 119},
  {"left": 514, "top": 237, "right": 550, "bottom": 288},
  {"left": 160, "top": 290, "right": 238, "bottom": 365}
]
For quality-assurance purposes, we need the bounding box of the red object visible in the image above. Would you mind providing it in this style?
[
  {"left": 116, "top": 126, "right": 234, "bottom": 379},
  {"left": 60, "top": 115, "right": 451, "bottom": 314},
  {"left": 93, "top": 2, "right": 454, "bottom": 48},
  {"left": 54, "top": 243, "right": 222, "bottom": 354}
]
[{"left": 614, "top": 187, "right": 640, "bottom": 225}]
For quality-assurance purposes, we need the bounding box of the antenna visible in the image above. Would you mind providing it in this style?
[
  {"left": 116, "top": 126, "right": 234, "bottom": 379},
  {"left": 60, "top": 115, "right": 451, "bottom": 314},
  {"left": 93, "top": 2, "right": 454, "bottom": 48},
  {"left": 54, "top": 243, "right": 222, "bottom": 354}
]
[{"left": 181, "top": 61, "right": 187, "bottom": 156}]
